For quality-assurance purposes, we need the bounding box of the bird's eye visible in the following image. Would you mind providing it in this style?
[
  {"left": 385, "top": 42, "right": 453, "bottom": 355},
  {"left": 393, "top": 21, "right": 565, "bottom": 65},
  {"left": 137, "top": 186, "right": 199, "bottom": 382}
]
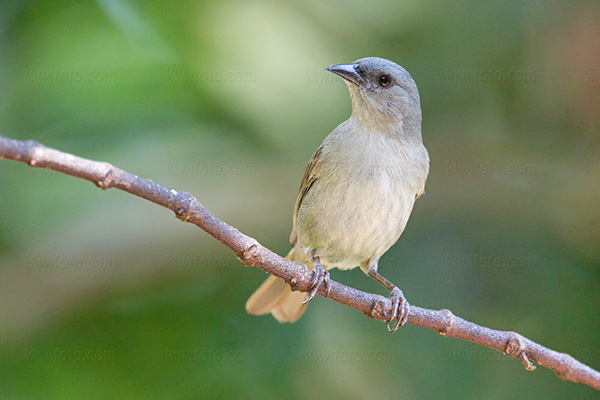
[{"left": 377, "top": 74, "right": 392, "bottom": 87}]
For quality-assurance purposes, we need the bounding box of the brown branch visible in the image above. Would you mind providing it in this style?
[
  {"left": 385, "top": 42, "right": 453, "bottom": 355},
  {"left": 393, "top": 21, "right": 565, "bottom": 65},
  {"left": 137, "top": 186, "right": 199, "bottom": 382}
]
[{"left": 1, "top": 135, "right": 599, "bottom": 391}]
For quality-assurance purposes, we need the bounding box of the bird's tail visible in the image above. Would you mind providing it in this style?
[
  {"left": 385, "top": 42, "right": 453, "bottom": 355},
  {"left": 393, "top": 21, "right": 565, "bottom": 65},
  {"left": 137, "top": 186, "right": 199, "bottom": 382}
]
[{"left": 245, "top": 247, "right": 312, "bottom": 323}]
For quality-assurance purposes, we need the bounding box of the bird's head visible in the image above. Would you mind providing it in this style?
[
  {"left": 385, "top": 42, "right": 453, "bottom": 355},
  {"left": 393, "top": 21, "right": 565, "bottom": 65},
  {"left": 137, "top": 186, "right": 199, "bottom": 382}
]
[{"left": 327, "top": 57, "right": 421, "bottom": 134}]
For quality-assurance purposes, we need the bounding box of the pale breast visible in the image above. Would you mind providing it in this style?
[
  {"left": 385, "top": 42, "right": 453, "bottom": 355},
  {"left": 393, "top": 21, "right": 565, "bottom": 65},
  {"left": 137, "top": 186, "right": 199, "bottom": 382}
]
[{"left": 295, "top": 129, "right": 427, "bottom": 271}]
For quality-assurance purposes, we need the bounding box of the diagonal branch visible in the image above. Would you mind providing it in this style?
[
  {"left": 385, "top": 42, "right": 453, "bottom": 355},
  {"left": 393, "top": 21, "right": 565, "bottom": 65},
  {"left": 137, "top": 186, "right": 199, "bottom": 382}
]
[{"left": 1, "top": 135, "right": 598, "bottom": 391}]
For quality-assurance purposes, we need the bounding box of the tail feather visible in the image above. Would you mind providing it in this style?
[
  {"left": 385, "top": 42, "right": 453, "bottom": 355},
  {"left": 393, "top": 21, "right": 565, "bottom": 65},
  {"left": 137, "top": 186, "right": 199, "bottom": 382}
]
[
  {"left": 245, "top": 275, "right": 307, "bottom": 323},
  {"left": 245, "top": 275, "right": 289, "bottom": 315},
  {"left": 245, "top": 248, "right": 311, "bottom": 323}
]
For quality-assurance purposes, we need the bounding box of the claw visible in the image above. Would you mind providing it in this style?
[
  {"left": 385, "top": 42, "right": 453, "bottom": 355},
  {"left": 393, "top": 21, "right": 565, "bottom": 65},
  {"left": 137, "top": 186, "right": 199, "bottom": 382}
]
[
  {"left": 366, "top": 269, "right": 410, "bottom": 333},
  {"left": 302, "top": 262, "right": 330, "bottom": 305},
  {"left": 387, "top": 287, "right": 409, "bottom": 333}
]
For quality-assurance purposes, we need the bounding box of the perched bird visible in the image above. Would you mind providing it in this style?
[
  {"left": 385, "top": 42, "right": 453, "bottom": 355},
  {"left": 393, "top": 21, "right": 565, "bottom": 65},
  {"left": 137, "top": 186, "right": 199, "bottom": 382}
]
[{"left": 246, "top": 57, "right": 429, "bottom": 332}]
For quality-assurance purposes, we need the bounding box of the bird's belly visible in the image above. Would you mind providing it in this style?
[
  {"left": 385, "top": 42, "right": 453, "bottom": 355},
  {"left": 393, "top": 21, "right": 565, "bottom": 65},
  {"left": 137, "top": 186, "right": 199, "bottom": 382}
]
[{"left": 296, "top": 173, "right": 414, "bottom": 270}]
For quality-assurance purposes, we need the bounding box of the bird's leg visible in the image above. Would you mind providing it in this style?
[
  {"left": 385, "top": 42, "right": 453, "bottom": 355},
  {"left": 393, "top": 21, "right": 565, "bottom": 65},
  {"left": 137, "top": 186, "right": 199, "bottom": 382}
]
[
  {"left": 367, "top": 270, "right": 410, "bottom": 333},
  {"left": 302, "top": 256, "right": 330, "bottom": 305}
]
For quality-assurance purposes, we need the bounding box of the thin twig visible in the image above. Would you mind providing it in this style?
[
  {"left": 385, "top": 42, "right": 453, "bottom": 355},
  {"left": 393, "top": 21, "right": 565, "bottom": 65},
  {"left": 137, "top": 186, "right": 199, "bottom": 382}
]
[{"left": 1, "top": 135, "right": 598, "bottom": 391}]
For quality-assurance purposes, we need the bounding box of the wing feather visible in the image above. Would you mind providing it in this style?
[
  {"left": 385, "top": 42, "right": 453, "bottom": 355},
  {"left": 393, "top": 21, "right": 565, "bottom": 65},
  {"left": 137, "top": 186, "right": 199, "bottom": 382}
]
[{"left": 289, "top": 145, "right": 324, "bottom": 245}]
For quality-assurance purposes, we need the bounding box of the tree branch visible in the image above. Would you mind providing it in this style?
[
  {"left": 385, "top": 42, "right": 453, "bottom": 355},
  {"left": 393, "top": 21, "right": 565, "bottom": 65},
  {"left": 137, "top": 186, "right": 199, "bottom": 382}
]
[{"left": 1, "top": 135, "right": 598, "bottom": 391}]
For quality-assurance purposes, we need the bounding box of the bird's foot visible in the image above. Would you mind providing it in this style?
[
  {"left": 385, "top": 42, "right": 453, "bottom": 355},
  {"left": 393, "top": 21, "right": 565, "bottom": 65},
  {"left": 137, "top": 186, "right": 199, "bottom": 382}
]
[
  {"left": 387, "top": 287, "right": 410, "bottom": 333},
  {"left": 302, "top": 262, "right": 330, "bottom": 305}
]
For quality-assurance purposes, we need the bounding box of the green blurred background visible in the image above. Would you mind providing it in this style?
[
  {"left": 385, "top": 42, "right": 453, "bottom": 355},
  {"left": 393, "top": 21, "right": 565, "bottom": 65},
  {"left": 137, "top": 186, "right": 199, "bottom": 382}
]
[{"left": 1, "top": 0, "right": 599, "bottom": 398}]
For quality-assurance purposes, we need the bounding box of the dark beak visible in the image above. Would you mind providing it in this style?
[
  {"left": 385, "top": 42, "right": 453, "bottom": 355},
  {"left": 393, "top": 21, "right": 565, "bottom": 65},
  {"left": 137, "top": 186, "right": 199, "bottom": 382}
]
[{"left": 326, "top": 63, "right": 364, "bottom": 86}]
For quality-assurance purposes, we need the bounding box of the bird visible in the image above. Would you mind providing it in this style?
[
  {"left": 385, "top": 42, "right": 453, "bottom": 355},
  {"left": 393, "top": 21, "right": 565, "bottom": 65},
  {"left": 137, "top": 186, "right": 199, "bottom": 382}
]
[{"left": 245, "top": 57, "right": 429, "bottom": 332}]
